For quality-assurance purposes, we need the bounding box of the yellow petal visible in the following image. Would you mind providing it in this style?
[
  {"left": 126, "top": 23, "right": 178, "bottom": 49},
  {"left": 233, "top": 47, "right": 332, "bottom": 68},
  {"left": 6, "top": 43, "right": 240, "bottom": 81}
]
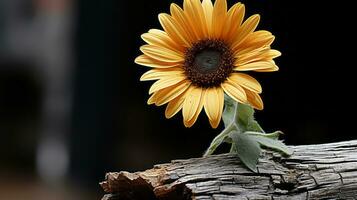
[
  {"left": 234, "top": 61, "right": 276, "bottom": 71},
  {"left": 183, "top": 103, "right": 203, "bottom": 127},
  {"left": 148, "top": 74, "right": 186, "bottom": 94},
  {"left": 212, "top": 0, "right": 227, "bottom": 38},
  {"left": 140, "top": 45, "right": 184, "bottom": 63},
  {"left": 235, "top": 30, "right": 275, "bottom": 55},
  {"left": 154, "top": 80, "right": 191, "bottom": 106},
  {"left": 231, "top": 14, "right": 260, "bottom": 50},
  {"left": 202, "top": 0, "right": 213, "bottom": 36},
  {"left": 165, "top": 91, "right": 187, "bottom": 118},
  {"left": 254, "top": 60, "right": 279, "bottom": 72},
  {"left": 141, "top": 30, "right": 182, "bottom": 53},
  {"left": 235, "top": 47, "right": 269, "bottom": 65},
  {"left": 235, "top": 48, "right": 281, "bottom": 66},
  {"left": 228, "top": 73, "right": 262, "bottom": 93},
  {"left": 221, "top": 80, "right": 247, "bottom": 103},
  {"left": 244, "top": 30, "right": 274, "bottom": 43},
  {"left": 183, "top": 90, "right": 204, "bottom": 128},
  {"left": 192, "top": 0, "right": 209, "bottom": 37},
  {"left": 147, "top": 92, "right": 158, "bottom": 105},
  {"left": 135, "top": 55, "right": 180, "bottom": 68},
  {"left": 263, "top": 50, "right": 282, "bottom": 60},
  {"left": 204, "top": 87, "right": 224, "bottom": 128},
  {"left": 222, "top": 3, "right": 245, "bottom": 41},
  {"left": 246, "top": 90, "right": 264, "bottom": 110},
  {"left": 183, "top": 86, "right": 204, "bottom": 123},
  {"left": 140, "top": 68, "right": 184, "bottom": 81},
  {"left": 170, "top": 4, "right": 196, "bottom": 43},
  {"left": 183, "top": 0, "right": 207, "bottom": 39},
  {"left": 158, "top": 13, "right": 191, "bottom": 47},
  {"left": 149, "top": 29, "right": 183, "bottom": 50},
  {"left": 255, "top": 65, "right": 279, "bottom": 72}
]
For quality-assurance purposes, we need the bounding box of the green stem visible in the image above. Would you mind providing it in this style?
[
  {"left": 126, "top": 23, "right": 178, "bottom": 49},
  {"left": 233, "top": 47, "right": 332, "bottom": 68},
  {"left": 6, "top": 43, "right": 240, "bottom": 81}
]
[
  {"left": 204, "top": 96, "right": 243, "bottom": 156},
  {"left": 229, "top": 142, "right": 237, "bottom": 153},
  {"left": 203, "top": 122, "right": 236, "bottom": 156},
  {"left": 203, "top": 95, "right": 291, "bottom": 171},
  {"left": 204, "top": 95, "right": 264, "bottom": 156}
]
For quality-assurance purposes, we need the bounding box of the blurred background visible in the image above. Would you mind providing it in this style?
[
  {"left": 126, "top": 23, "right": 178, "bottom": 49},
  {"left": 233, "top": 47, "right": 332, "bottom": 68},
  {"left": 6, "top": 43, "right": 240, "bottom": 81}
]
[{"left": 0, "top": 0, "right": 355, "bottom": 199}]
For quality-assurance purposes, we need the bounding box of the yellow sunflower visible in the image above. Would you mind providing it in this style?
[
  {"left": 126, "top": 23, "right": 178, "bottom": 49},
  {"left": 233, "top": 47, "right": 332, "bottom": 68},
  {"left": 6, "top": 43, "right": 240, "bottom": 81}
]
[{"left": 135, "top": 0, "right": 281, "bottom": 128}]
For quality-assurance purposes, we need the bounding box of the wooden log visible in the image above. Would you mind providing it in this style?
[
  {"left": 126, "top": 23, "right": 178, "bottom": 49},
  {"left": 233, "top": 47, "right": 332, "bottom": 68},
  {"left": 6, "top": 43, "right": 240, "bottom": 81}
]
[{"left": 100, "top": 140, "right": 357, "bottom": 200}]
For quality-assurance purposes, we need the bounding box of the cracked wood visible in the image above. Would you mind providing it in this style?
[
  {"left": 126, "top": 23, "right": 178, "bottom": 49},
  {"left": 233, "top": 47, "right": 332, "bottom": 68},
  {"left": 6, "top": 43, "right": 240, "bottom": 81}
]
[{"left": 100, "top": 140, "right": 357, "bottom": 200}]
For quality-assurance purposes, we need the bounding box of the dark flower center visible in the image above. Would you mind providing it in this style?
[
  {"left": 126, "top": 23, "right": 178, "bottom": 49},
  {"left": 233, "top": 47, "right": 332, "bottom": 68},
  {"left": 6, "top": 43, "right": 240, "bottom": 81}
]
[
  {"left": 184, "top": 39, "right": 235, "bottom": 88},
  {"left": 194, "top": 50, "right": 221, "bottom": 74}
]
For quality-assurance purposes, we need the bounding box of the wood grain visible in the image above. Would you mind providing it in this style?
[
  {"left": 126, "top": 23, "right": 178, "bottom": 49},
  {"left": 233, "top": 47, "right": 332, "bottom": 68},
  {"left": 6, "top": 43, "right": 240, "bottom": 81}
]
[{"left": 100, "top": 140, "right": 357, "bottom": 200}]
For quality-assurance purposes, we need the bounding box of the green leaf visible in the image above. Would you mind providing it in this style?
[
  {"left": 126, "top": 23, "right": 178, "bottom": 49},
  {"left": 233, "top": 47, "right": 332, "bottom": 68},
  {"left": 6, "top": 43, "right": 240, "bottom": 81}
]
[
  {"left": 245, "top": 130, "right": 283, "bottom": 140},
  {"left": 203, "top": 124, "right": 235, "bottom": 156},
  {"left": 236, "top": 103, "right": 264, "bottom": 133},
  {"left": 205, "top": 96, "right": 266, "bottom": 157},
  {"left": 229, "top": 131, "right": 262, "bottom": 172},
  {"left": 205, "top": 95, "right": 292, "bottom": 172},
  {"left": 245, "top": 131, "right": 293, "bottom": 156},
  {"left": 221, "top": 95, "right": 264, "bottom": 133},
  {"left": 222, "top": 95, "right": 238, "bottom": 127}
]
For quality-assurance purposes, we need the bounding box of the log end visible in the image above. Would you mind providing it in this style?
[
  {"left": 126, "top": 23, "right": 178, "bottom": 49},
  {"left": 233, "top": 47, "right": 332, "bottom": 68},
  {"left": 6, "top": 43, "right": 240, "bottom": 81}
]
[{"left": 99, "top": 167, "right": 190, "bottom": 200}]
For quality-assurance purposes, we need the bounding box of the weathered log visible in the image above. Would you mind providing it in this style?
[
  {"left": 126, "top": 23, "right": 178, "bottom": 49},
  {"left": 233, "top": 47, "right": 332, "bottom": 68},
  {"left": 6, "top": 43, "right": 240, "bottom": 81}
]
[{"left": 100, "top": 140, "right": 357, "bottom": 200}]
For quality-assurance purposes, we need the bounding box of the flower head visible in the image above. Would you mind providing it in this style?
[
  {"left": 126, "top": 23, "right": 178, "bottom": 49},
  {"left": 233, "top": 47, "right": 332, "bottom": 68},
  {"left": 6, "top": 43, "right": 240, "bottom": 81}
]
[{"left": 135, "top": 0, "right": 281, "bottom": 128}]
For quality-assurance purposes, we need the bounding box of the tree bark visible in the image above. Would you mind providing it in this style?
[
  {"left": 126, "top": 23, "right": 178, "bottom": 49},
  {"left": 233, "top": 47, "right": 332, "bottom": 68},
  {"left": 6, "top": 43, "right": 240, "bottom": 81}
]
[{"left": 100, "top": 140, "right": 357, "bottom": 200}]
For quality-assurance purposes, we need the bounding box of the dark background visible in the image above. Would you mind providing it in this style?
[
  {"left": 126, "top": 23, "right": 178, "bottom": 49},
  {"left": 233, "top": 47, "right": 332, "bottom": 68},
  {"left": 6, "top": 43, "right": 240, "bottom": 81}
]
[{"left": 1, "top": 0, "right": 355, "bottom": 199}]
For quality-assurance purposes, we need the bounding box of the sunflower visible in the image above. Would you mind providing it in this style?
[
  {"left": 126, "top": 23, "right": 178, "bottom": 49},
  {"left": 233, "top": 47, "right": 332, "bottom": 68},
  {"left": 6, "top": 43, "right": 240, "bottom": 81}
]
[{"left": 135, "top": 0, "right": 281, "bottom": 128}]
